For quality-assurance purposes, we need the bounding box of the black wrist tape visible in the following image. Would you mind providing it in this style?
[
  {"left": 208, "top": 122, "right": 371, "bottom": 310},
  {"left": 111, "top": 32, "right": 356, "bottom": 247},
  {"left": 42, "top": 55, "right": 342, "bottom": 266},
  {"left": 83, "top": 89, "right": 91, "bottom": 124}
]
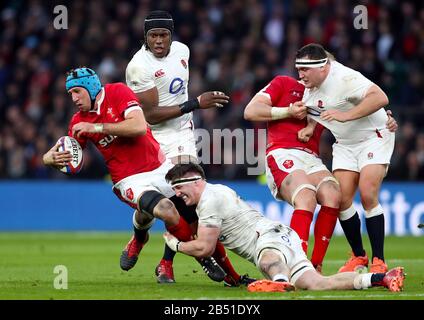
[{"left": 179, "top": 98, "right": 200, "bottom": 114}]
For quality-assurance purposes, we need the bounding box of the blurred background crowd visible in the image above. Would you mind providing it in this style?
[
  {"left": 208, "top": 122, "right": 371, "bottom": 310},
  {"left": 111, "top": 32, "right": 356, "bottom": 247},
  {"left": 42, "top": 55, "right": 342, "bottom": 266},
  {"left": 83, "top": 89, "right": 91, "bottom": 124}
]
[{"left": 1, "top": 0, "right": 423, "bottom": 181}]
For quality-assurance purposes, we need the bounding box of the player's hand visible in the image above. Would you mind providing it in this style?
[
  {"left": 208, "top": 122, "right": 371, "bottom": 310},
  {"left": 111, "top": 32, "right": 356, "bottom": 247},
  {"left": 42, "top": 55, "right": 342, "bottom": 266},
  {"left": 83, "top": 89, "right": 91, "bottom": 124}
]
[
  {"left": 386, "top": 110, "right": 398, "bottom": 132},
  {"left": 298, "top": 126, "right": 314, "bottom": 143},
  {"left": 163, "top": 232, "right": 181, "bottom": 252},
  {"left": 288, "top": 101, "right": 307, "bottom": 120},
  {"left": 320, "top": 109, "right": 349, "bottom": 122},
  {"left": 197, "top": 91, "right": 230, "bottom": 109},
  {"left": 72, "top": 122, "right": 98, "bottom": 138},
  {"left": 42, "top": 142, "right": 72, "bottom": 168}
]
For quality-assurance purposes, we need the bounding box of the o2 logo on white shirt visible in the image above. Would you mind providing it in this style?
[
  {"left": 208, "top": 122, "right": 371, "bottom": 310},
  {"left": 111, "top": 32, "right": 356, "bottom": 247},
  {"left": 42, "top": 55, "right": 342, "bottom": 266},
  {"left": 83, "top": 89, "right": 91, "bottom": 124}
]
[{"left": 169, "top": 77, "right": 186, "bottom": 95}]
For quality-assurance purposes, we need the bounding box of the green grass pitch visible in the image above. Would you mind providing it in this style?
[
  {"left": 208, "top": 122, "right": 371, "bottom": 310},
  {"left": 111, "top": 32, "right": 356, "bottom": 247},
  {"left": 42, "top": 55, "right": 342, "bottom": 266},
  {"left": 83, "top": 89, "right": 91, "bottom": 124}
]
[{"left": 0, "top": 232, "right": 423, "bottom": 300}]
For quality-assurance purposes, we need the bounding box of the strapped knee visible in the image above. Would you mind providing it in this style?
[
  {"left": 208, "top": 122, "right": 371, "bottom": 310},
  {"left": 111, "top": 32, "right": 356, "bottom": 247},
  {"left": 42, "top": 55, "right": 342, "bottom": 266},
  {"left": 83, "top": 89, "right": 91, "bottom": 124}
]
[
  {"left": 132, "top": 210, "right": 155, "bottom": 230},
  {"left": 316, "top": 176, "right": 339, "bottom": 192},
  {"left": 291, "top": 184, "right": 316, "bottom": 206},
  {"left": 138, "top": 190, "right": 166, "bottom": 219}
]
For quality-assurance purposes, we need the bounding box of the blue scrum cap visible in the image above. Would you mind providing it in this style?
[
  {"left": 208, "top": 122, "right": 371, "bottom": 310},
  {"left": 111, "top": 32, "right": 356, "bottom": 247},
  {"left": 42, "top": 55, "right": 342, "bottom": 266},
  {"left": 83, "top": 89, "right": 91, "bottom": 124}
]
[{"left": 65, "top": 67, "right": 102, "bottom": 101}]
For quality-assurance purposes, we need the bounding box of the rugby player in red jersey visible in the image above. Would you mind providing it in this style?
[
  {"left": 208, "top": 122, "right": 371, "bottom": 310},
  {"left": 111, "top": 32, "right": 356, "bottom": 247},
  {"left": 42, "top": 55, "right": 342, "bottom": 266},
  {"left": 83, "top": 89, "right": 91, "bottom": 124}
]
[
  {"left": 244, "top": 75, "right": 341, "bottom": 273},
  {"left": 42, "top": 67, "right": 226, "bottom": 282}
]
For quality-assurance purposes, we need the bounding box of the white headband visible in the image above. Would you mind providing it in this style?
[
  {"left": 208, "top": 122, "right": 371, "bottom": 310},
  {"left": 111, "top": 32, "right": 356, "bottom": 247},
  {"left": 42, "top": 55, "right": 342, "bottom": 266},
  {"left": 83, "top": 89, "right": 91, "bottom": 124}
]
[
  {"left": 295, "top": 58, "right": 328, "bottom": 68},
  {"left": 170, "top": 176, "right": 203, "bottom": 187}
]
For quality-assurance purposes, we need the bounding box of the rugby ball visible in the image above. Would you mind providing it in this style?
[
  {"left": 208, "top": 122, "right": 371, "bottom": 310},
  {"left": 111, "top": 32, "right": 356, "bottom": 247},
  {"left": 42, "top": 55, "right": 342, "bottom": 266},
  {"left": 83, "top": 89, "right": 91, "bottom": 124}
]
[{"left": 57, "top": 136, "right": 84, "bottom": 174}]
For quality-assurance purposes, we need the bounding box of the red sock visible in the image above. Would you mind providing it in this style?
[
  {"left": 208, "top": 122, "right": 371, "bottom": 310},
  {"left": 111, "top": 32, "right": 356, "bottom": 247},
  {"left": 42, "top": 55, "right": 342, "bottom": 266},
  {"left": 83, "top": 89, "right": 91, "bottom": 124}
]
[
  {"left": 290, "top": 209, "right": 313, "bottom": 254},
  {"left": 166, "top": 216, "right": 193, "bottom": 242},
  {"left": 311, "top": 206, "right": 339, "bottom": 267},
  {"left": 213, "top": 241, "right": 240, "bottom": 282}
]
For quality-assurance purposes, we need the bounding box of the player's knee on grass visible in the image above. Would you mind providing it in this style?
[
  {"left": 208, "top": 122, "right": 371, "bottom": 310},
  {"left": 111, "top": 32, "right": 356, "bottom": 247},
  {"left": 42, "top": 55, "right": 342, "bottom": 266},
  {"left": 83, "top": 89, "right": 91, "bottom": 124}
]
[
  {"left": 258, "top": 249, "right": 289, "bottom": 280},
  {"left": 293, "top": 269, "right": 325, "bottom": 290}
]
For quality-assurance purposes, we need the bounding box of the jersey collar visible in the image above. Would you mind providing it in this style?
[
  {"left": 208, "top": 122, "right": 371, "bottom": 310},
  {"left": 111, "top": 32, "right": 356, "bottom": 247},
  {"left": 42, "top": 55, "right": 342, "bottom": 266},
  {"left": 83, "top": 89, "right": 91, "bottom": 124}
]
[{"left": 91, "top": 87, "right": 105, "bottom": 114}]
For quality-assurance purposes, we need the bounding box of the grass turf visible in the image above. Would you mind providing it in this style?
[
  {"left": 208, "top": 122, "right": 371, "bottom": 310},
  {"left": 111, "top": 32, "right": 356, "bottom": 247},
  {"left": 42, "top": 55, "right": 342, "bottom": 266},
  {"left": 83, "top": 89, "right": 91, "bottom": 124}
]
[{"left": 0, "top": 232, "right": 423, "bottom": 300}]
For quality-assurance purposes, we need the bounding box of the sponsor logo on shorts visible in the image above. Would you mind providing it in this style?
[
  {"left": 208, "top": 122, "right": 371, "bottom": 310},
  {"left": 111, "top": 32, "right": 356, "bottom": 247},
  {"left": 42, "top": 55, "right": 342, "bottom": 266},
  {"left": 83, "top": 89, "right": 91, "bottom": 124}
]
[
  {"left": 283, "top": 159, "right": 294, "bottom": 169},
  {"left": 318, "top": 100, "right": 324, "bottom": 108},
  {"left": 368, "top": 152, "right": 373, "bottom": 159},
  {"left": 181, "top": 59, "right": 187, "bottom": 69}
]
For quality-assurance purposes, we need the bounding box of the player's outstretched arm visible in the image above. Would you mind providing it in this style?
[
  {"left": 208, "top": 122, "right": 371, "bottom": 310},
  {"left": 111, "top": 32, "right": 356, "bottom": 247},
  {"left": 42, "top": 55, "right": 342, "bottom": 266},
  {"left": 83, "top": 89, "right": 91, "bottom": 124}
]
[
  {"left": 136, "top": 89, "right": 229, "bottom": 125},
  {"left": 42, "top": 142, "right": 72, "bottom": 169}
]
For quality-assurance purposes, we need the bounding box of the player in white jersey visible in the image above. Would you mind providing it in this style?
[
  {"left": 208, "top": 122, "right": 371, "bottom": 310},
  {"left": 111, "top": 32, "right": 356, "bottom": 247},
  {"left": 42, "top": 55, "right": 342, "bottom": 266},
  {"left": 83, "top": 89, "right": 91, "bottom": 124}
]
[
  {"left": 162, "top": 163, "right": 405, "bottom": 293},
  {"left": 126, "top": 12, "right": 229, "bottom": 163},
  {"left": 123, "top": 11, "right": 248, "bottom": 286},
  {"left": 295, "top": 43, "right": 395, "bottom": 274}
]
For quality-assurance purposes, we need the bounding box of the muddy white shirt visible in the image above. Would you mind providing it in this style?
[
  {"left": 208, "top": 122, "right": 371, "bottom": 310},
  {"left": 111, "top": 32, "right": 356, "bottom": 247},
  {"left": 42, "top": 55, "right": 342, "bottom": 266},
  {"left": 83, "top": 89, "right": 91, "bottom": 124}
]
[
  {"left": 196, "top": 183, "right": 281, "bottom": 263},
  {"left": 126, "top": 41, "right": 193, "bottom": 143},
  {"left": 303, "top": 61, "right": 388, "bottom": 144}
]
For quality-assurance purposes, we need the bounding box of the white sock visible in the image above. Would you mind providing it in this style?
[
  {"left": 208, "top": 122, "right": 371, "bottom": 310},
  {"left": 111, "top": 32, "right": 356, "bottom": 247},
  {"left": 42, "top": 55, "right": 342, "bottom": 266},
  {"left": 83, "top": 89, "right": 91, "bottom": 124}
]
[
  {"left": 339, "top": 204, "right": 357, "bottom": 221},
  {"left": 353, "top": 273, "right": 372, "bottom": 290},
  {"left": 272, "top": 274, "right": 289, "bottom": 282}
]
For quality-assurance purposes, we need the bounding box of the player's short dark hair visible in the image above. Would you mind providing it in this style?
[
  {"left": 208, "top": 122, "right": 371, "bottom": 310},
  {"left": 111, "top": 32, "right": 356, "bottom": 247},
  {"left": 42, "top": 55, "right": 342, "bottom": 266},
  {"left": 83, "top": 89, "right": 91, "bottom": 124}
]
[
  {"left": 296, "top": 43, "right": 327, "bottom": 60},
  {"left": 165, "top": 163, "right": 206, "bottom": 184}
]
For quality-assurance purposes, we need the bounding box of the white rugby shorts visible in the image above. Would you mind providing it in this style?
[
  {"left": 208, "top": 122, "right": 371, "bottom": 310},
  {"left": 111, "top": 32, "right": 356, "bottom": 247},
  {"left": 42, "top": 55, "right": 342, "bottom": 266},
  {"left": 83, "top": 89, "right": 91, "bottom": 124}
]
[
  {"left": 153, "top": 121, "right": 198, "bottom": 159},
  {"left": 254, "top": 223, "right": 314, "bottom": 284},
  {"left": 332, "top": 129, "right": 395, "bottom": 173},
  {"left": 112, "top": 159, "right": 175, "bottom": 209},
  {"left": 265, "top": 148, "right": 329, "bottom": 200}
]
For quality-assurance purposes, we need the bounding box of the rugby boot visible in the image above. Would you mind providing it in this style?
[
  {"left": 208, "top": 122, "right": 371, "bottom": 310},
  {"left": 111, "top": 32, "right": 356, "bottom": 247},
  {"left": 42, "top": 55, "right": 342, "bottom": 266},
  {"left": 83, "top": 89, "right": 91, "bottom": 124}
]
[
  {"left": 338, "top": 252, "right": 369, "bottom": 273},
  {"left": 224, "top": 274, "right": 257, "bottom": 287},
  {"left": 247, "top": 279, "right": 295, "bottom": 293},
  {"left": 369, "top": 257, "right": 388, "bottom": 273},
  {"left": 155, "top": 259, "right": 175, "bottom": 283},
  {"left": 198, "top": 256, "right": 226, "bottom": 282},
  {"left": 382, "top": 267, "right": 405, "bottom": 292},
  {"left": 120, "top": 233, "right": 149, "bottom": 271}
]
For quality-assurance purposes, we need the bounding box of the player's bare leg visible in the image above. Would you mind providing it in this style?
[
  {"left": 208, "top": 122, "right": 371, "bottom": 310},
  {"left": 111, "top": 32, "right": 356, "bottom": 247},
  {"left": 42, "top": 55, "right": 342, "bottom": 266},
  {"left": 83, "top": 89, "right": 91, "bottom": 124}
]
[
  {"left": 334, "top": 170, "right": 369, "bottom": 272},
  {"left": 294, "top": 267, "right": 405, "bottom": 292},
  {"left": 247, "top": 249, "right": 295, "bottom": 292}
]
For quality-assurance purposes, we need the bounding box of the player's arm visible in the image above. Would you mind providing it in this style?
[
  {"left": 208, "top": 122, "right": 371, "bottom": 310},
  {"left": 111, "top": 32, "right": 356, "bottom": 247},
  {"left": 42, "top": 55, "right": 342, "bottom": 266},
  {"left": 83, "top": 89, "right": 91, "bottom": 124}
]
[
  {"left": 42, "top": 142, "right": 72, "bottom": 168},
  {"left": 321, "top": 84, "right": 389, "bottom": 122},
  {"left": 136, "top": 89, "right": 230, "bottom": 125},
  {"left": 72, "top": 109, "right": 147, "bottom": 139},
  {"left": 244, "top": 93, "right": 306, "bottom": 122},
  {"left": 163, "top": 224, "right": 220, "bottom": 258},
  {"left": 298, "top": 117, "right": 318, "bottom": 143}
]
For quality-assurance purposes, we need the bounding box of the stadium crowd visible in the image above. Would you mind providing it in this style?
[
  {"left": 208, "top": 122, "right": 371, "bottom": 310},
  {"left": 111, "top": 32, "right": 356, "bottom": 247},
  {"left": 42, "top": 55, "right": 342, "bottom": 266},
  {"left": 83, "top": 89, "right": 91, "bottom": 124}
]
[{"left": 1, "top": 0, "right": 423, "bottom": 180}]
